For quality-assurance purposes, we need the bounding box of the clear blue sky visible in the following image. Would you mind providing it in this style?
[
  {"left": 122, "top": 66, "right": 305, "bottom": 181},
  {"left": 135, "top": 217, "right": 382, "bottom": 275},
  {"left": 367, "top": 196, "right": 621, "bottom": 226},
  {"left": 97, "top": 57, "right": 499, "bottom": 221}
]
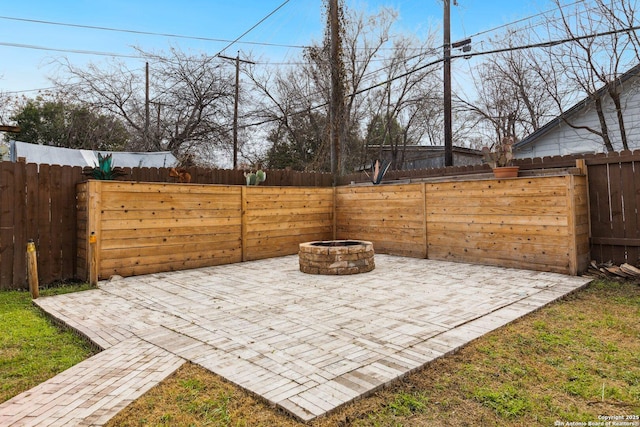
[{"left": 0, "top": 0, "right": 559, "bottom": 94}]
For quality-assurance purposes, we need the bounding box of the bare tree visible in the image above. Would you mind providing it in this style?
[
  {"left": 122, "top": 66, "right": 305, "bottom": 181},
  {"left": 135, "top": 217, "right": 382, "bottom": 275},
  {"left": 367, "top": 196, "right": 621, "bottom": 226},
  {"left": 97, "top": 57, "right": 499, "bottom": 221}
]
[
  {"left": 365, "top": 32, "right": 441, "bottom": 169},
  {"left": 539, "top": 0, "right": 640, "bottom": 152},
  {"left": 248, "top": 5, "right": 441, "bottom": 172},
  {"left": 462, "top": 32, "right": 555, "bottom": 144},
  {"left": 53, "top": 48, "right": 235, "bottom": 162}
]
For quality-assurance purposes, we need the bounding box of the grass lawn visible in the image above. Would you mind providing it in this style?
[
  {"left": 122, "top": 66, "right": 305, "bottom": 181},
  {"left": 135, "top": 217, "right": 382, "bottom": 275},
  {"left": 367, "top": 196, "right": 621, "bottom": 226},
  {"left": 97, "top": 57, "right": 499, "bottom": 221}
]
[
  {"left": 0, "top": 284, "right": 96, "bottom": 404},
  {"left": 1, "top": 280, "right": 638, "bottom": 426},
  {"left": 106, "top": 279, "right": 640, "bottom": 427}
]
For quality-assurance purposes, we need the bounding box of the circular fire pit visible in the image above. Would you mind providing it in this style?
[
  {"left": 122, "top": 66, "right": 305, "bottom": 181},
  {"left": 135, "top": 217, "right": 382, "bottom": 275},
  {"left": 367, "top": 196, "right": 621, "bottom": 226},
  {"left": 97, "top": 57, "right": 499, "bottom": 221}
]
[{"left": 299, "top": 240, "right": 375, "bottom": 275}]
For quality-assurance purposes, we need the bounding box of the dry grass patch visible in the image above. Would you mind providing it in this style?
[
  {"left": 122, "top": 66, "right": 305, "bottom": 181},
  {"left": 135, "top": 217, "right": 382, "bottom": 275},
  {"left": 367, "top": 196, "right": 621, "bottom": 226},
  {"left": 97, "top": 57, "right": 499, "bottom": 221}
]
[{"left": 108, "top": 280, "right": 640, "bottom": 426}]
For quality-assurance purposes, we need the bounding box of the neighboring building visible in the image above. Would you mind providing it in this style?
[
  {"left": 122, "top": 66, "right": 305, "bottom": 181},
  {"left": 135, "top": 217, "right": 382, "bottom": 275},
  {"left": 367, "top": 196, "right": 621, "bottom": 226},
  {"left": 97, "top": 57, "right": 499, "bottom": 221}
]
[
  {"left": 514, "top": 64, "right": 640, "bottom": 158},
  {"left": 367, "top": 145, "right": 483, "bottom": 170},
  {"left": 8, "top": 140, "right": 178, "bottom": 168}
]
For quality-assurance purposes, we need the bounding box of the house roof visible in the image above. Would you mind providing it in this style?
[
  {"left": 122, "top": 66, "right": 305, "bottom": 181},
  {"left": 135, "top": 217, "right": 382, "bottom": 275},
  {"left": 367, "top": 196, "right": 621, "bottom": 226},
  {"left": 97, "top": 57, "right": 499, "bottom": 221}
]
[
  {"left": 9, "top": 140, "right": 178, "bottom": 168},
  {"left": 367, "top": 145, "right": 483, "bottom": 156},
  {"left": 514, "top": 63, "right": 640, "bottom": 150}
]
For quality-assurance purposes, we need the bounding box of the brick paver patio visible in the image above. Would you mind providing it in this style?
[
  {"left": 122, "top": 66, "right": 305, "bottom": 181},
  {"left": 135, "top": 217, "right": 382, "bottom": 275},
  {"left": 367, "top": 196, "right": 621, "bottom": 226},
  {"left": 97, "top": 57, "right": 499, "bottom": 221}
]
[{"left": 0, "top": 255, "right": 591, "bottom": 425}]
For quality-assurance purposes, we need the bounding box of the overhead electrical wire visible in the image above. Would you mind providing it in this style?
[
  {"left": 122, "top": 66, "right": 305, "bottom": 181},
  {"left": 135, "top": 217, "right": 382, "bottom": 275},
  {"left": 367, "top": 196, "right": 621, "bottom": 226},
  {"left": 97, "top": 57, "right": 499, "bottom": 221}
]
[
  {"left": 213, "top": 0, "right": 292, "bottom": 56},
  {"left": 0, "top": 1, "right": 605, "bottom": 70},
  {"left": 0, "top": 14, "right": 306, "bottom": 50},
  {"left": 237, "top": 23, "right": 640, "bottom": 131},
  {"left": 2, "top": 1, "right": 635, "bottom": 113},
  {"left": 0, "top": 41, "right": 141, "bottom": 58},
  {"left": 465, "top": 0, "right": 587, "bottom": 40}
]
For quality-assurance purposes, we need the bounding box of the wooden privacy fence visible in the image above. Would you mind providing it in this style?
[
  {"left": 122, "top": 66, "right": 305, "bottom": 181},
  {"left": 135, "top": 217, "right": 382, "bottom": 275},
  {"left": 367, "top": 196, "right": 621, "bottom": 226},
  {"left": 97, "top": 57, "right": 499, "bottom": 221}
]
[
  {"left": 0, "top": 161, "right": 332, "bottom": 290},
  {"left": 4, "top": 152, "right": 640, "bottom": 290},
  {"left": 335, "top": 174, "right": 589, "bottom": 275},
  {"left": 77, "top": 182, "right": 334, "bottom": 279},
  {"left": 587, "top": 151, "right": 640, "bottom": 264},
  {"left": 77, "top": 172, "right": 589, "bottom": 281},
  {"left": 0, "top": 162, "right": 83, "bottom": 290}
]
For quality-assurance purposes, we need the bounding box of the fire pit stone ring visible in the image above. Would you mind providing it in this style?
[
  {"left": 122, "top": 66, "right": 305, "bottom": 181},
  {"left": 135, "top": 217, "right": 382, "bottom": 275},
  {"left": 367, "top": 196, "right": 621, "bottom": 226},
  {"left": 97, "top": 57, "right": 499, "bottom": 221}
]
[{"left": 299, "top": 240, "right": 375, "bottom": 275}]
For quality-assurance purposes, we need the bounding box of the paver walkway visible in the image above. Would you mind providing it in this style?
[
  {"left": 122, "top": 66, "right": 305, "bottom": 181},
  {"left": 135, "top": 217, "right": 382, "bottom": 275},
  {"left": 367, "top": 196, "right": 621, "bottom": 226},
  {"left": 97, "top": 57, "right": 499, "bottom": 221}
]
[{"left": 0, "top": 255, "right": 591, "bottom": 425}]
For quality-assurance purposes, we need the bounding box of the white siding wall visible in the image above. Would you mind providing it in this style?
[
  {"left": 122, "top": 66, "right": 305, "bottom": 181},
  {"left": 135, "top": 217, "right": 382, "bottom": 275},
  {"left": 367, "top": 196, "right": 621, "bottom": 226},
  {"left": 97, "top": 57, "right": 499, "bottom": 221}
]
[{"left": 515, "top": 78, "right": 640, "bottom": 158}]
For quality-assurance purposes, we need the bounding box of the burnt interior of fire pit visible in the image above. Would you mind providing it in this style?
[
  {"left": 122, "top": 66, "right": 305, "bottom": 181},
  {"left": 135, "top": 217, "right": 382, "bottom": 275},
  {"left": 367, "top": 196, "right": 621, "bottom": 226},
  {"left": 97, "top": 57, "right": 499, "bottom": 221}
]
[
  {"left": 299, "top": 240, "right": 375, "bottom": 275},
  {"left": 311, "top": 240, "right": 362, "bottom": 247}
]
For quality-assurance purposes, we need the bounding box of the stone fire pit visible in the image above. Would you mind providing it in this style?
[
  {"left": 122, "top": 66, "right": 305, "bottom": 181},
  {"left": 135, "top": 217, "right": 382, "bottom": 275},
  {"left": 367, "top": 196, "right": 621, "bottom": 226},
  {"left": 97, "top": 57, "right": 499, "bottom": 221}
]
[{"left": 299, "top": 240, "right": 375, "bottom": 275}]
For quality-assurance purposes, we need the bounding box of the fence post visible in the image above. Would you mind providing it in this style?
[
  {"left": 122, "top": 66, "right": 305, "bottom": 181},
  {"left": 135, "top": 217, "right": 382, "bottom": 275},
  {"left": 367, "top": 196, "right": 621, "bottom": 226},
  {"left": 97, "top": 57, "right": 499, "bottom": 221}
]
[
  {"left": 89, "top": 232, "right": 98, "bottom": 286},
  {"left": 241, "top": 187, "right": 247, "bottom": 262},
  {"left": 575, "top": 158, "right": 587, "bottom": 175},
  {"left": 26, "top": 239, "right": 39, "bottom": 299}
]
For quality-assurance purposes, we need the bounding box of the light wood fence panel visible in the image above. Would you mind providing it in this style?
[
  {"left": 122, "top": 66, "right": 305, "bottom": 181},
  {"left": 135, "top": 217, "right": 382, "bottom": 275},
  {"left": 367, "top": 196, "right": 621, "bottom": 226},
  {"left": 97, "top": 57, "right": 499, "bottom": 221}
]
[
  {"left": 335, "top": 184, "right": 427, "bottom": 258},
  {"left": 79, "top": 181, "right": 243, "bottom": 279},
  {"left": 77, "top": 182, "right": 335, "bottom": 279},
  {"left": 426, "top": 175, "right": 589, "bottom": 274},
  {"left": 243, "top": 187, "right": 334, "bottom": 261}
]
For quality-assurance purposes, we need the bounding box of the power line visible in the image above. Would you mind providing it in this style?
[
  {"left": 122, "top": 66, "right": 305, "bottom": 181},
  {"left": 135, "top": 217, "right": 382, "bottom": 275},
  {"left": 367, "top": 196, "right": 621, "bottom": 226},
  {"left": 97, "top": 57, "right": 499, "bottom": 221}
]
[
  {"left": 0, "top": 41, "right": 141, "bottom": 58},
  {"left": 0, "top": 3, "right": 592, "bottom": 68},
  {"left": 453, "top": 24, "right": 640, "bottom": 60},
  {"left": 237, "top": 23, "right": 640, "bottom": 131},
  {"left": 465, "top": 0, "right": 587, "bottom": 40},
  {"left": 215, "top": 0, "right": 293, "bottom": 57},
  {"left": 0, "top": 14, "right": 306, "bottom": 50}
]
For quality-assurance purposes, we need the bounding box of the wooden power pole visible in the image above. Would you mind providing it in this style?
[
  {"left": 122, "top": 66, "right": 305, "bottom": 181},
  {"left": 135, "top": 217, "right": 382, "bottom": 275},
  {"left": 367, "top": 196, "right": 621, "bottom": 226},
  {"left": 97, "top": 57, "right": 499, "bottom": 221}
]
[
  {"left": 145, "top": 62, "right": 150, "bottom": 151},
  {"left": 219, "top": 52, "right": 254, "bottom": 169},
  {"left": 443, "top": 0, "right": 453, "bottom": 167},
  {"left": 329, "top": 0, "right": 344, "bottom": 185}
]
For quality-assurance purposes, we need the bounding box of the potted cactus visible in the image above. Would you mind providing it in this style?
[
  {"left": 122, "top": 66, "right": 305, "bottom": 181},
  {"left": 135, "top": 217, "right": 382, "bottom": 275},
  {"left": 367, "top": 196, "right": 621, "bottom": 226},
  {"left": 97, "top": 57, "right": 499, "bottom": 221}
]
[
  {"left": 82, "top": 153, "right": 126, "bottom": 180},
  {"left": 244, "top": 169, "right": 266, "bottom": 185},
  {"left": 481, "top": 136, "right": 519, "bottom": 178}
]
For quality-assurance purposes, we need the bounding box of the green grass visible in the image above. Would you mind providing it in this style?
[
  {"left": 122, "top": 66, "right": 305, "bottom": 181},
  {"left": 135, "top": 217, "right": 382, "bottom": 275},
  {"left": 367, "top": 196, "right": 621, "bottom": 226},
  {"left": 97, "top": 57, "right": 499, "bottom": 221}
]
[{"left": 0, "top": 284, "right": 96, "bottom": 403}]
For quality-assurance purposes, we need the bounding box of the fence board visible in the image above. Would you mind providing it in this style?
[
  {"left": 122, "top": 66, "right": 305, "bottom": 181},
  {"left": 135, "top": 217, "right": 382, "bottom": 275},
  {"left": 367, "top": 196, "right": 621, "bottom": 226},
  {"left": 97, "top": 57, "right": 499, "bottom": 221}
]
[
  {"left": 588, "top": 163, "right": 609, "bottom": 262},
  {"left": 12, "top": 162, "right": 26, "bottom": 285},
  {"left": 426, "top": 175, "right": 586, "bottom": 273},
  {"left": 61, "top": 167, "right": 81, "bottom": 279},
  {"left": 608, "top": 163, "right": 625, "bottom": 262},
  {"left": 243, "top": 186, "right": 334, "bottom": 261},
  {"left": 631, "top": 161, "right": 640, "bottom": 263},
  {"left": 336, "top": 184, "right": 426, "bottom": 258},
  {"left": 25, "top": 163, "right": 39, "bottom": 245},
  {"left": 49, "top": 165, "right": 64, "bottom": 281},
  {"left": 0, "top": 162, "right": 15, "bottom": 289}
]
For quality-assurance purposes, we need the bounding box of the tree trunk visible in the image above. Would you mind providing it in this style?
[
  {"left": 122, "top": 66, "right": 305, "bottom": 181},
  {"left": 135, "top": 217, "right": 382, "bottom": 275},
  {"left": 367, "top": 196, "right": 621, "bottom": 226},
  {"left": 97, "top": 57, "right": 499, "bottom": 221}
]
[
  {"left": 595, "top": 97, "right": 615, "bottom": 152},
  {"left": 609, "top": 89, "right": 629, "bottom": 151}
]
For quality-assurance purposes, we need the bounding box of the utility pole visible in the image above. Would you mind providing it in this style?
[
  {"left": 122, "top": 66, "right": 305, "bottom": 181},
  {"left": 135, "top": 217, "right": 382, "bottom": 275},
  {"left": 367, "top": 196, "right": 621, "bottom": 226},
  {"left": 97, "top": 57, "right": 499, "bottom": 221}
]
[
  {"left": 145, "top": 62, "right": 150, "bottom": 151},
  {"left": 218, "top": 52, "right": 254, "bottom": 169},
  {"left": 443, "top": 0, "right": 453, "bottom": 167},
  {"left": 329, "top": 0, "right": 344, "bottom": 185}
]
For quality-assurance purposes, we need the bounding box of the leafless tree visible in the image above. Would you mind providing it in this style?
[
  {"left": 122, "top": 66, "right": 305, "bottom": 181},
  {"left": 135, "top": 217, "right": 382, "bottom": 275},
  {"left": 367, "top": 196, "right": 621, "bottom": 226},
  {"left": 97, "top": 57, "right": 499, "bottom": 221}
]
[
  {"left": 539, "top": 0, "right": 640, "bottom": 152},
  {"left": 53, "top": 48, "right": 235, "bottom": 162},
  {"left": 365, "top": 32, "right": 441, "bottom": 169},
  {"left": 461, "top": 32, "right": 555, "bottom": 145},
  {"left": 248, "top": 5, "right": 441, "bottom": 172}
]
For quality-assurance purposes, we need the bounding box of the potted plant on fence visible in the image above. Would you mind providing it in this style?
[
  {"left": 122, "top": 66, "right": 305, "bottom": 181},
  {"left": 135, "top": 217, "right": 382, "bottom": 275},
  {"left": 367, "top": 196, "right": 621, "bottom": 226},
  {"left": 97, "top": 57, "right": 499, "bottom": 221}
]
[{"left": 481, "top": 136, "right": 519, "bottom": 178}]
